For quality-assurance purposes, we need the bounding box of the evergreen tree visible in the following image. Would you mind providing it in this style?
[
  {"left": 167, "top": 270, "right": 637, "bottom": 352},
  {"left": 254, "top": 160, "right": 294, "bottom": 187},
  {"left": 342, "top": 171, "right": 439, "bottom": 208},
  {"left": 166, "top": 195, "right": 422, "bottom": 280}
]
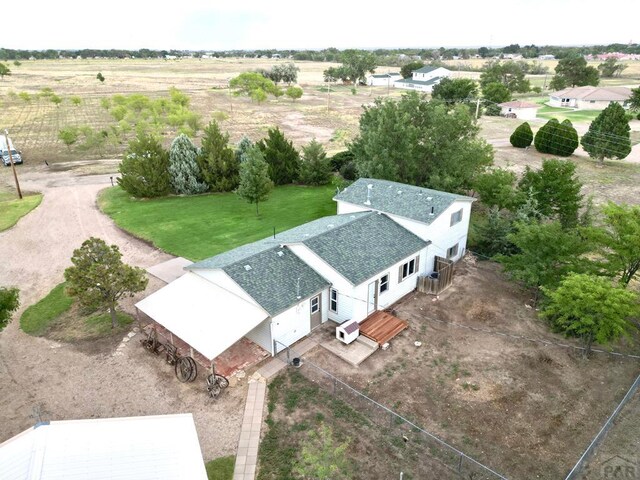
[
  {"left": 472, "top": 207, "right": 516, "bottom": 258},
  {"left": 510, "top": 122, "right": 533, "bottom": 148},
  {"left": 237, "top": 147, "right": 274, "bottom": 215},
  {"left": 299, "top": 139, "right": 332, "bottom": 186},
  {"left": 197, "top": 120, "right": 240, "bottom": 192},
  {"left": 118, "top": 133, "right": 171, "bottom": 198},
  {"left": 168, "top": 134, "right": 208, "bottom": 195},
  {"left": 533, "top": 119, "right": 559, "bottom": 154},
  {"left": 581, "top": 102, "right": 632, "bottom": 165},
  {"left": 235, "top": 136, "right": 254, "bottom": 164},
  {"left": 555, "top": 119, "right": 579, "bottom": 157},
  {"left": 257, "top": 127, "right": 300, "bottom": 185}
]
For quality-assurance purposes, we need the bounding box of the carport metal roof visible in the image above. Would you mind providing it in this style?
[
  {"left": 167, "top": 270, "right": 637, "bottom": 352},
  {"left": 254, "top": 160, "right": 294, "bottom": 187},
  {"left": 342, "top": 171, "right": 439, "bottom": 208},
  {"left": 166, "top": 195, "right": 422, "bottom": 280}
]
[{"left": 135, "top": 272, "right": 269, "bottom": 361}]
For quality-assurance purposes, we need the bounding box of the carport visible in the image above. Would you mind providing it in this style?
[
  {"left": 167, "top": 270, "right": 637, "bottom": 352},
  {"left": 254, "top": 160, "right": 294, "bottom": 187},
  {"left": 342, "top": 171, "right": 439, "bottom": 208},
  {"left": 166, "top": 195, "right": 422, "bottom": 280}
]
[{"left": 135, "top": 272, "right": 270, "bottom": 363}]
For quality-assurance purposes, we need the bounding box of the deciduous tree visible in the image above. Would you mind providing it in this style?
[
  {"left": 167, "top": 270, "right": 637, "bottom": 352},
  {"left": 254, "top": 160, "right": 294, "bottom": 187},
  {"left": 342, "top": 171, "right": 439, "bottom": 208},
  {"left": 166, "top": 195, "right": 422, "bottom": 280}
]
[
  {"left": 237, "top": 147, "right": 274, "bottom": 215},
  {"left": 0, "top": 63, "right": 12, "bottom": 79},
  {"left": 96, "top": 72, "right": 105, "bottom": 83},
  {"left": 0, "top": 287, "right": 19, "bottom": 332},
  {"left": 479, "top": 60, "right": 530, "bottom": 93},
  {"left": 473, "top": 168, "right": 520, "bottom": 210},
  {"left": 64, "top": 238, "right": 148, "bottom": 329},
  {"left": 339, "top": 49, "right": 377, "bottom": 87},
  {"left": 58, "top": 127, "right": 79, "bottom": 151},
  {"left": 168, "top": 134, "right": 208, "bottom": 195},
  {"left": 581, "top": 102, "right": 632, "bottom": 164},
  {"left": 432, "top": 78, "right": 478, "bottom": 104},
  {"left": 597, "top": 58, "right": 627, "bottom": 78},
  {"left": 285, "top": 86, "right": 303, "bottom": 102},
  {"left": 400, "top": 61, "right": 424, "bottom": 79},
  {"left": 541, "top": 273, "right": 638, "bottom": 356},
  {"left": 350, "top": 92, "right": 493, "bottom": 192},
  {"left": 550, "top": 54, "right": 599, "bottom": 89},
  {"left": 229, "top": 72, "right": 279, "bottom": 103},
  {"left": 257, "top": 127, "right": 300, "bottom": 185},
  {"left": 197, "top": 120, "right": 239, "bottom": 192},
  {"left": 118, "top": 133, "right": 171, "bottom": 198}
]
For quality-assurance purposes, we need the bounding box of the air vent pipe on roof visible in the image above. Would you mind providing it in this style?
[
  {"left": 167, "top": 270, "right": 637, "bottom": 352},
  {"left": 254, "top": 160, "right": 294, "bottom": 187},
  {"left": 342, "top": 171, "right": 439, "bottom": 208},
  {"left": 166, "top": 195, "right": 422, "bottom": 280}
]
[{"left": 364, "top": 184, "right": 373, "bottom": 205}]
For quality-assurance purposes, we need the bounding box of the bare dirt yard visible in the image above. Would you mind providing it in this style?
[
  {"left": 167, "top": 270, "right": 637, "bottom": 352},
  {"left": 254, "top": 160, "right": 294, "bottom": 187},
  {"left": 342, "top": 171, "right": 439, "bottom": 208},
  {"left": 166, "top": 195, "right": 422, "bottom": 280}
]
[
  {"left": 304, "top": 257, "right": 640, "bottom": 479},
  {"left": 0, "top": 164, "right": 249, "bottom": 461}
]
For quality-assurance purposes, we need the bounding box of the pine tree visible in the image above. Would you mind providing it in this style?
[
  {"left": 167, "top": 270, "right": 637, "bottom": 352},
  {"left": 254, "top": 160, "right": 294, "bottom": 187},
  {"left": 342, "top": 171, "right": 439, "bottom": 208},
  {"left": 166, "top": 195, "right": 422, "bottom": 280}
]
[
  {"left": 299, "top": 139, "right": 332, "bottom": 186},
  {"left": 168, "top": 134, "right": 208, "bottom": 195},
  {"left": 237, "top": 147, "right": 274, "bottom": 215},
  {"left": 581, "top": 102, "right": 632, "bottom": 165},
  {"left": 510, "top": 122, "right": 533, "bottom": 148},
  {"left": 257, "top": 127, "right": 300, "bottom": 185},
  {"left": 197, "top": 120, "right": 240, "bottom": 192},
  {"left": 236, "top": 136, "right": 254, "bottom": 164},
  {"left": 118, "top": 133, "right": 171, "bottom": 198}
]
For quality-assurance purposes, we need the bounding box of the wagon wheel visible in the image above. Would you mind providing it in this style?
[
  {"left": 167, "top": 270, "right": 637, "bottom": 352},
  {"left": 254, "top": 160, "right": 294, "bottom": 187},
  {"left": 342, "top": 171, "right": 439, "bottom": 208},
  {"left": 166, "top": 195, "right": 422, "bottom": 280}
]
[
  {"left": 175, "top": 356, "right": 197, "bottom": 383},
  {"left": 214, "top": 374, "right": 229, "bottom": 389},
  {"left": 186, "top": 356, "right": 198, "bottom": 382},
  {"left": 206, "top": 374, "right": 222, "bottom": 398}
]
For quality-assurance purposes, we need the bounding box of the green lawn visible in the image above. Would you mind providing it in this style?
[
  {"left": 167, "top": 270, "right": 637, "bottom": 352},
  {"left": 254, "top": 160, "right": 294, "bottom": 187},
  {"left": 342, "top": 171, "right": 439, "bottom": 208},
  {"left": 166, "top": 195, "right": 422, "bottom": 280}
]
[
  {"left": 205, "top": 457, "right": 235, "bottom": 480},
  {"left": 522, "top": 98, "right": 603, "bottom": 123},
  {"left": 0, "top": 192, "right": 42, "bottom": 231},
  {"left": 98, "top": 184, "right": 338, "bottom": 261},
  {"left": 21, "top": 282, "right": 132, "bottom": 339}
]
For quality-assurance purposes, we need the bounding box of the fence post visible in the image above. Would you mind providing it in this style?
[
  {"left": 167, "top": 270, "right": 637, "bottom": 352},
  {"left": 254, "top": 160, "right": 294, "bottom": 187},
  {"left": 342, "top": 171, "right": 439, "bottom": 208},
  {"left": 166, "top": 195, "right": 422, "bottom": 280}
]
[
  {"left": 458, "top": 454, "right": 463, "bottom": 473},
  {"left": 333, "top": 377, "right": 337, "bottom": 396}
]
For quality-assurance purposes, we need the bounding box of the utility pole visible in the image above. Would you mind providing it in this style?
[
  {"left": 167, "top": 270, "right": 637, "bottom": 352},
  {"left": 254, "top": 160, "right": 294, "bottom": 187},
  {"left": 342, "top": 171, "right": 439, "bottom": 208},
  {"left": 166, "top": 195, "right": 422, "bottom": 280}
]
[
  {"left": 327, "top": 81, "right": 331, "bottom": 112},
  {"left": 4, "top": 130, "right": 22, "bottom": 200}
]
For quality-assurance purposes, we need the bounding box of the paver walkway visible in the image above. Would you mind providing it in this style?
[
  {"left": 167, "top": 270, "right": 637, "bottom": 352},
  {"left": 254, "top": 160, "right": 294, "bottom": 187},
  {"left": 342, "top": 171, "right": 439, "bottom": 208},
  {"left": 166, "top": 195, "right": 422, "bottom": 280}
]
[{"left": 233, "top": 380, "right": 266, "bottom": 480}]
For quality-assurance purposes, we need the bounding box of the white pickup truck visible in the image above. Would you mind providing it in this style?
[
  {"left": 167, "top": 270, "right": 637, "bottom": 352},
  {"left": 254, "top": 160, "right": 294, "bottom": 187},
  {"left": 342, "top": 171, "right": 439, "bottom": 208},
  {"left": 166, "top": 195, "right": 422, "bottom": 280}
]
[{"left": 0, "top": 135, "right": 23, "bottom": 166}]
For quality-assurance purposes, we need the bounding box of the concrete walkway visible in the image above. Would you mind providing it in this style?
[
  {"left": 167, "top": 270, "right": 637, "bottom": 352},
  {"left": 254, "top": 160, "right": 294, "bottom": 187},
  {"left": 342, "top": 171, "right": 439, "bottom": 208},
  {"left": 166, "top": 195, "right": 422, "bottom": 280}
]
[{"left": 232, "top": 380, "right": 266, "bottom": 480}]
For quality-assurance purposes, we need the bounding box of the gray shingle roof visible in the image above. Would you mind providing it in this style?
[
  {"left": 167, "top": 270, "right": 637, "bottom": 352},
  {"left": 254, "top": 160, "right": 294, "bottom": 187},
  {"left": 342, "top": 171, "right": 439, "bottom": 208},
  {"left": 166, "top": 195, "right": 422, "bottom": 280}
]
[
  {"left": 219, "top": 247, "right": 329, "bottom": 317},
  {"left": 334, "top": 178, "right": 474, "bottom": 226},
  {"left": 413, "top": 66, "right": 441, "bottom": 74},
  {"left": 395, "top": 77, "right": 443, "bottom": 87},
  {"left": 303, "top": 212, "right": 428, "bottom": 285}
]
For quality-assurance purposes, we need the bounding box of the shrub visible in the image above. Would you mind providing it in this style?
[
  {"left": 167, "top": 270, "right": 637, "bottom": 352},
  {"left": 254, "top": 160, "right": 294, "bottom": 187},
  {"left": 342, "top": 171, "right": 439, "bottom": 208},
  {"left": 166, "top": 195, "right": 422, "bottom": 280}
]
[
  {"left": 340, "top": 161, "right": 358, "bottom": 181},
  {"left": 118, "top": 133, "right": 171, "bottom": 198},
  {"left": 510, "top": 122, "right": 533, "bottom": 148},
  {"left": 484, "top": 103, "right": 502, "bottom": 116},
  {"left": 257, "top": 127, "right": 300, "bottom": 185},
  {"left": 329, "top": 151, "right": 354, "bottom": 172},
  {"left": 299, "top": 140, "right": 332, "bottom": 186}
]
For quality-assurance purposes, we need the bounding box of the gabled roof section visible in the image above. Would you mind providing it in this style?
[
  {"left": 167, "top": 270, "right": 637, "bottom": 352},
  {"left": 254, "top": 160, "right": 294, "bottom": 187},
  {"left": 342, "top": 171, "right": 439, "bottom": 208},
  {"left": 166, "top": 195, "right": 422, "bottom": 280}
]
[
  {"left": 302, "top": 212, "right": 428, "bottom": 285},
  {"left": 334, "top": 178, "right": 475, "bottom": 225},
  {"left": 205, "top": 247, "right": 329, "bottom": 317},
  {"left": 551, "top": 86, "right": 632, "bottom": 101},
  {"left": 498, "top": 101, "right": 539, "bottom": 108},
  {"left": 413, "top": 65, "right": 442, "bottom": 74},
  {"left": 395, "top": 77, "right": 443, "bottom": 87}
]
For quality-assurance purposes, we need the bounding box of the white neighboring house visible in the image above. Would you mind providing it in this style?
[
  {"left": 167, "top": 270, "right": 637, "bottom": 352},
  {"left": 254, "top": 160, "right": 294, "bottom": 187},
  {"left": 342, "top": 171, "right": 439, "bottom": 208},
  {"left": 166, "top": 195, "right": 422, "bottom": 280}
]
[
  {"left": 367, "top": 73, "right": 402, "bottom": 87},
  {"left": 394, "top": 66, "right": 451, "bottom": 93},
  {"left": 0, "top": 414, "right": 207, "bottom": 480},
  {"left": 549, "top": 86, "right": 632, "bottom": 110},
  {"left": 136, "top": 178, "right": 474, "bottom": 359},
  {"left": 498, "top": 101, "right": 539, "bottom": 120}
]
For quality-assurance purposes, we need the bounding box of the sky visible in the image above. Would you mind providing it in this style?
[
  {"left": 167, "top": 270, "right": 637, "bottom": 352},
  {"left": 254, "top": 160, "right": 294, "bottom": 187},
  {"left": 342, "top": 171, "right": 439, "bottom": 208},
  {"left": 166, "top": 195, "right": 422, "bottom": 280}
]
[{"left": 2, "top": 0, "right": 638, "bottom": 51}]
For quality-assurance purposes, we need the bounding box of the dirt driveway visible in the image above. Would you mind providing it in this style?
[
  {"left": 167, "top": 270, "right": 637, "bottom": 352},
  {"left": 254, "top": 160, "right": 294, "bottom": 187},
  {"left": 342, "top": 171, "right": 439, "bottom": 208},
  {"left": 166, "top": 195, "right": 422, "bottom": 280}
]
[{"left": 0, "top": 163, "right": 245, "bottom": 460}]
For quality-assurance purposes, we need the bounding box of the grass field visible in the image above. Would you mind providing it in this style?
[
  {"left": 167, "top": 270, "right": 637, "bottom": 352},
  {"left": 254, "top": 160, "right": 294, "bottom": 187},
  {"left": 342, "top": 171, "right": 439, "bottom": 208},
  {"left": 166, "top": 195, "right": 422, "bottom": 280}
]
[
  {"left": 0, "top": 190, "right": 42, "bottom": 231},
  {"left": 20, "top": 282, "right": 133, "bottom": 341},
  {"left": 98, "top": 184, "right": 338, "bottom": 261}
]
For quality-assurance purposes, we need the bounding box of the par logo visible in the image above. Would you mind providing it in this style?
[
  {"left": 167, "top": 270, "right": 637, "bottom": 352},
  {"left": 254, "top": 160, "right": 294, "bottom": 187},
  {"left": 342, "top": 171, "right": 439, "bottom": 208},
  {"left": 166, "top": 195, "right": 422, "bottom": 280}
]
[{"left": 601, "top": 455, "right": 637, "bottom": 479}]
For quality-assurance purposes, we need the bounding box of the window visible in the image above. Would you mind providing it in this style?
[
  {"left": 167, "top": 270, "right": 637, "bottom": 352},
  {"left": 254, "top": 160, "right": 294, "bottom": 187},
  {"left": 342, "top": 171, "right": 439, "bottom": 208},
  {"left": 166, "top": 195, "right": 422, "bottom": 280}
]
[
  {"left": 310, "top": 296, "right": 319, "bottom": 314},
  {"left": 450, "top": 208, "right": 463, "bottom": 226},
  {"left": 447, "top": 244, "right": 459, "bottom": 259},
  {"left": 379, "top": 274, "right": 389, "bottom": 294},
  {"left": 399, "top": 256, "right": 419, "bottom": 282},
  {"left": 329, "top": 289, "right": 338, "bottom": 313}
]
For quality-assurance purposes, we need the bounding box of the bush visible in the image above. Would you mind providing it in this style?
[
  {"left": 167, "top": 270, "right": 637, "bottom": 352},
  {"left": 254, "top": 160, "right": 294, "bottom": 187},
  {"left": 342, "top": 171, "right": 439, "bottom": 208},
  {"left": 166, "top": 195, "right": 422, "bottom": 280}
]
[
  {"left": 340, "top": 161, "right": 358, "bottom": 181},
  {"left": 534, "top": 118, "right": 578, "bottom": 156},
  {"left": 534, "top": 118, "right": 558, "bottom": 154},
  {"left": 329, "top": 151, "right": 354, "bottom": 172},
  {"left": 257, "top": 127, "right": 300, "bottom": 185},
  {"left": 484, "top": 103, "right": 502, "bottom": 116},
  {"left": 299, "top": 140, "right": 331, "bottom": 186},
  {"left": 510, "top": 122, "right": 533, "bottom": 148}
]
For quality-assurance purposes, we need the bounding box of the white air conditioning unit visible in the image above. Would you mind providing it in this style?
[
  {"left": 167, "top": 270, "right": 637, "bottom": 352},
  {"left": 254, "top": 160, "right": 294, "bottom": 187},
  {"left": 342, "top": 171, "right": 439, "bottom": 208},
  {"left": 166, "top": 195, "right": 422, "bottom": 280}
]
[{"left": 336, "top": 320, "right": 359, "bottom": 344}]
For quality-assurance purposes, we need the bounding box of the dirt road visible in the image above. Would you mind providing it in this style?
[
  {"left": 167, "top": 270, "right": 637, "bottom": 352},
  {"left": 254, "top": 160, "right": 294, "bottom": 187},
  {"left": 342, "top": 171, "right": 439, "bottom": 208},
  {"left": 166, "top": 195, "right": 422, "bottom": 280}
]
[{"left": 0, "top": 163, "right": 245, "bottom": 460}]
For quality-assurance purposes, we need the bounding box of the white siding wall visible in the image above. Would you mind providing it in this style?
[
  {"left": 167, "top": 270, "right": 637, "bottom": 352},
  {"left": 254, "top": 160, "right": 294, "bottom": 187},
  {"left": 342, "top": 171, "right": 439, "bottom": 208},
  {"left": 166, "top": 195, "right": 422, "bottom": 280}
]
[
  {"left": 412, "top": 67, "right": 450, "bottom": 81},
  {"left": 271, "top": 299, "right": 311, "bottom": 352},
  {"left": 336, "top": 201, "right": 369, "bottom": 215},
  {"left": 500, "top": 106, "right": 537, "bottom": 120},
  {"left": 246, "top": 318, "right": 273, "bottom": 354},
  {"left": 328, "top": 290, "right": 354, "bottom": 324},
  {"left": 193, "top": 270, "right": 260, "bottom": 307}
]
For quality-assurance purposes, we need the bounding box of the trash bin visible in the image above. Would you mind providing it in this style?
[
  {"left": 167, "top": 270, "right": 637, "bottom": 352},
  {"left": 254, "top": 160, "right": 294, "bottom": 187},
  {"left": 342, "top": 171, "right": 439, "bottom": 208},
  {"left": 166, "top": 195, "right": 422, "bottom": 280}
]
[
  {"left": 429, "top": 272, "right": 440, "bottom": 279},
  {"left": 292, "top": 357, "right": 302, "bottom": 367}
]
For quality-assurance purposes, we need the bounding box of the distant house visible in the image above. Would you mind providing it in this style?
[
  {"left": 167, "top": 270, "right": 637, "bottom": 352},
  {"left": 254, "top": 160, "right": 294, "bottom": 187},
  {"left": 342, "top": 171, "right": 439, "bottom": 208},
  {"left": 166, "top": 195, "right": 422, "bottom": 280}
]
[
  {"left": 0, "top": 414, "right": 207, "bottom": 480},
  {"left": 549, "top": 86, "right": 632, "bottom": 110},
  {"left": 498, "top": 101, "right": 539, "bottom": 120},
  {"left": 367, "top": 73, "right": 402, "bottom": 87},
  {"left": 538, "top": 54, "right": 555, "bottom": 60},
  {"left": 136, "top": 178, "right": 475, "bottom": 361},
  {"left": 394, "top": 66, "right": 451, "bottom": 93}
]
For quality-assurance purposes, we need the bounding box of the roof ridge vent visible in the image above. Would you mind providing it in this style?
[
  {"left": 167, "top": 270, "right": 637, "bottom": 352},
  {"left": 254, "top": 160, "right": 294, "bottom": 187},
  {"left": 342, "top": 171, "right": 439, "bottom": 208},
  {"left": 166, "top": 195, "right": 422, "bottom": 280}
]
[
  {"left": 244, "top": 264, "right": 252, "bottom": 271},
  {"left": 276, "top": 251, "right": 284, "bottom": 257},
  {"left": 426, "top": 196, "right": 433, "bottom": 201}
]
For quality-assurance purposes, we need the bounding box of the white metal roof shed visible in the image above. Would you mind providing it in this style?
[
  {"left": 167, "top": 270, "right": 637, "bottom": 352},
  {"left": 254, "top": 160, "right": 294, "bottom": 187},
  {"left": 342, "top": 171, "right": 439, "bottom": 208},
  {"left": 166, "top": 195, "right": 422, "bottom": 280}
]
[
  {"left": 135, "top": 272, "right": 269, "bottom": 360},
  {"left": 0, "top": 414, "right": 207, "bottom": 480}
]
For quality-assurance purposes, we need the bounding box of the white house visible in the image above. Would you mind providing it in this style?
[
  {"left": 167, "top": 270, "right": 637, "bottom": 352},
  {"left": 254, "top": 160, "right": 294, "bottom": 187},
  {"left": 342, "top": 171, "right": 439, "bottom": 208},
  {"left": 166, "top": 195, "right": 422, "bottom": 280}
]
[
  {"left": 549, "top": 86, "right": 632, "bottom": 110},
  {"left": 367, "top": 73, "right": 402, "bottom": 87},
  {"left": 394, "top": 66, "right": 451, "bottom": 93},
  {"left": 0, "top": 414, "right": 207, "bottom": 480},
  {"left": 136, "top": 179, "right": 475, "bottom": 360},
  {"left": 498, "top": 100, "right": 539, "bottom": 120}
]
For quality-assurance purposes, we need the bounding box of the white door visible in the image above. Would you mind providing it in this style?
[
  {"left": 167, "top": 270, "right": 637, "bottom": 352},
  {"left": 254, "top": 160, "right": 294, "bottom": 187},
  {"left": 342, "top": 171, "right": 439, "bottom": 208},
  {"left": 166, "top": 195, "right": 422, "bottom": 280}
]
[{"left": 367, "top": 281, "right": 378, "bottom": 315}]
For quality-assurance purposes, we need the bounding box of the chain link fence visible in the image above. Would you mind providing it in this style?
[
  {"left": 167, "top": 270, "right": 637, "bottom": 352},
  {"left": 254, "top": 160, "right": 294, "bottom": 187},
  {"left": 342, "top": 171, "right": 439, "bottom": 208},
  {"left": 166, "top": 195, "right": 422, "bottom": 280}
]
[{"left": 274, "top": 340, "right": 509, "bottom": 480}]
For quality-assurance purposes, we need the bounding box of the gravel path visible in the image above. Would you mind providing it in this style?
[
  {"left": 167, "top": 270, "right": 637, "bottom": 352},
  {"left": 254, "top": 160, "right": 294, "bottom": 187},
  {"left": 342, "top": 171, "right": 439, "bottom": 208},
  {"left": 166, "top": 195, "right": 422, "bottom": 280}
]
[{"left": 0, "top": 164, "right": 245, "bottom": 460}]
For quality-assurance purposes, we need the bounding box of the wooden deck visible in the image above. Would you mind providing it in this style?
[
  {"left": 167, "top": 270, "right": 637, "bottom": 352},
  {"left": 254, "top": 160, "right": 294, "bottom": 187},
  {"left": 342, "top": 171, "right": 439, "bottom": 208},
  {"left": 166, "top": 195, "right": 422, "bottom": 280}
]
[{"left": 359, "top": 311, "right": 408, "bottom": 346}]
